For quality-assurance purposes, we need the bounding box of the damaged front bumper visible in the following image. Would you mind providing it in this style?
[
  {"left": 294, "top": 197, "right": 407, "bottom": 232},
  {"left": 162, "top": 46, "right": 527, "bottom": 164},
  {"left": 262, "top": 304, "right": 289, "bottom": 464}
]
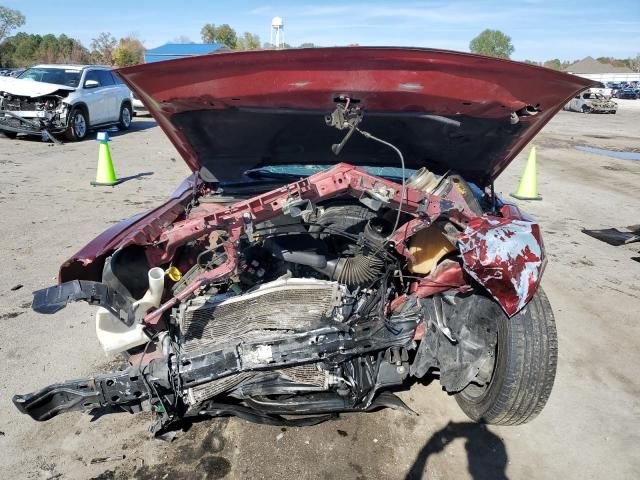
[{"left": 0, "top": 105, "right": 68, "bottom": 140}]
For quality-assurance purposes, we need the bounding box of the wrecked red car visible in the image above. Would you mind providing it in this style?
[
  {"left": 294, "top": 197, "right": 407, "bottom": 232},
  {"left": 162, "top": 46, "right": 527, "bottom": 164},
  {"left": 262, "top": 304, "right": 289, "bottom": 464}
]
[{"left": 14, "top": 48, "right": 594, "bottom": 431}]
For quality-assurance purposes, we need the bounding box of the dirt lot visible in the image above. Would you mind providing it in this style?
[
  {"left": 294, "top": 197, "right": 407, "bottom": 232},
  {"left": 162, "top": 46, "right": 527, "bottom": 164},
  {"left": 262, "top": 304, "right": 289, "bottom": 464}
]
[{"left": 1, "top": 101, "right": 639, "bottom": 480}]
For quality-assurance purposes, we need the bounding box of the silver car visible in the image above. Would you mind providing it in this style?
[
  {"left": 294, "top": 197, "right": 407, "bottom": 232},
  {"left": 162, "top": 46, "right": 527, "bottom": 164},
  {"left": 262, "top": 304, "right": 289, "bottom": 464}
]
[{"left": 0, "top": 64, "right": 133, "bottom": 141}]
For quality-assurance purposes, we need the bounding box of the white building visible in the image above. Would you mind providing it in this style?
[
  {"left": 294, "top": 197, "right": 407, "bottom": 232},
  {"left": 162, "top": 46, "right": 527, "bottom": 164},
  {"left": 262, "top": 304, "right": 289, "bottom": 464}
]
[{"left": 563, "top": 56, "right": 640, "bottom": 83}]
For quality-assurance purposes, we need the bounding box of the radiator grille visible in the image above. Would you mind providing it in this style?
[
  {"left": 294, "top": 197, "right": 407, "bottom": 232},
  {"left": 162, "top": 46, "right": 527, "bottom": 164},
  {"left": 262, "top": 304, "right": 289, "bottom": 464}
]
[
  {"left": 179, "top": 278, "right": 343, "bottom": 355},
  {"left": 178, "top": 278, "right": 342, "bottom": 403},
  {"left": 188, "top": 364, "right": 327, "bottom": 404}
]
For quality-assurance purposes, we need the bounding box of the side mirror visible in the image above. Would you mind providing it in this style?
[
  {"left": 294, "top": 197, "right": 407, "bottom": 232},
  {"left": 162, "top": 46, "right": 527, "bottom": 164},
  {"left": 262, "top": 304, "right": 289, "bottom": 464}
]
[{"left": 84, "top": 79, "right": 99, "bottom": 89}]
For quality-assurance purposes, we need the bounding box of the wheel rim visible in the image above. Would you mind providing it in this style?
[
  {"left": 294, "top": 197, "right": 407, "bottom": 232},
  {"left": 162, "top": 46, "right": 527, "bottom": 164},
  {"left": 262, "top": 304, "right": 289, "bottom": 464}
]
[
  {"left": 122, "top": 107, "right": 131, "bottom": 127},
  {"left": 74, "top": 112, "right": 86, "bottom": 137}
]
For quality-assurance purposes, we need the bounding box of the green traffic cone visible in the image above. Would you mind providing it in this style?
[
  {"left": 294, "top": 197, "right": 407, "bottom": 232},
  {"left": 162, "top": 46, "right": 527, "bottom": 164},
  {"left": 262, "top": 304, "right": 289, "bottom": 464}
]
[
  {"left": 511, "top": 146, "right": 541, "bottom": 200},
  {"left": 91, "top": 131, "right": 122, "bottom": 186}
]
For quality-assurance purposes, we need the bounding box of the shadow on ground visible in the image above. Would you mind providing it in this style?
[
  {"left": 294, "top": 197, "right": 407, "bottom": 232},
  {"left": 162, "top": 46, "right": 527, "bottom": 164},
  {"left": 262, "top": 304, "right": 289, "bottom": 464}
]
[
  {"left": 404, "top": 421, "right": 508, "bottom": 480},
  {"left": 118, "top": 171, "right": 154, "bottom": 183}
]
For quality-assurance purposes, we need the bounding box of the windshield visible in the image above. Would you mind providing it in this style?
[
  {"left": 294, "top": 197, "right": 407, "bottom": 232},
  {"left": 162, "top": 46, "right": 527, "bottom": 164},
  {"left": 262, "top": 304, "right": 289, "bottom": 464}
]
[
  {"left": 18, "top": 67, "right": 81, "bottom": 88},
  {"left": 245, "top": 164, "right": 416, "bottom": 182},
  {"left": 233, "top": 163, "right": 486, "bottom": 204}
]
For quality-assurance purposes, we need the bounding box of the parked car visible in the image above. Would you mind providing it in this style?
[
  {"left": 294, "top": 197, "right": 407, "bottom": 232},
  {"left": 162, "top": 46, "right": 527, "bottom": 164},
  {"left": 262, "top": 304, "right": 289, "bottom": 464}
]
[
  {"left": 0, "top": 64, "right": 132, "bottom": 141},
  {"left": 131, "top": 91, "right": 149, "bottom": 116},
  {"left": 589, "top": 86, "right": 613, "bottom": 97},
  {"left": 617, "top": 88, "right": 638, "bottom": 100},
  {"left": 14, "top": 48, "right": 597, "bottom": 431},
  {"left": 564, "top": 90, "right": 617, "bottom": 113}
]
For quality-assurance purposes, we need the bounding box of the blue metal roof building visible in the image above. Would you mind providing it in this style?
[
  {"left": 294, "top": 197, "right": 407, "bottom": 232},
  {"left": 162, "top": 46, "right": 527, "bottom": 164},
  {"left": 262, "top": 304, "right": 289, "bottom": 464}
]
[{"left": 143, "top": 43, "right": 228, "bottom": 63}]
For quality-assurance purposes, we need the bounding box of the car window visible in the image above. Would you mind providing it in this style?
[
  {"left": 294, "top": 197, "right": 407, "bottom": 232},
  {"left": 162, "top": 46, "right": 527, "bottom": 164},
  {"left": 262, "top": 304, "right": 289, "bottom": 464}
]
[
  {"left": 18, "top": 67, "right": 82, "bottom": 87},
  {"left": 84, "top": 70, "right": 102, "bottom": 87},
  {"left": 111, "top": 72, "right": 124, "bottom": 85},
  {"left": 98, "top": 70, "right": 115, "bottom": 86}
]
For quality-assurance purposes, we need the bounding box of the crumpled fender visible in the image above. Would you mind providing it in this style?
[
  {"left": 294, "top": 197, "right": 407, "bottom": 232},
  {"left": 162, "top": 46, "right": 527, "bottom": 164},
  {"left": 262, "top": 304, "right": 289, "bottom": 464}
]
[{"left": 458, "top": 216, "right": 546, "bottom": 316}]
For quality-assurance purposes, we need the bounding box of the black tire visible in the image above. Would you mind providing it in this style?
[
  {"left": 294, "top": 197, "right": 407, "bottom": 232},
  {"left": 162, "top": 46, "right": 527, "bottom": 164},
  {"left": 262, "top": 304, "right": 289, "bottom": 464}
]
[
  {"left": 455, "top": 288, "right": 558, "bottom": 425},
  {"left": 64, "top": 107, "right": 88, "bottom": 141},
  {"left": 581, "top": 105, "right": 591, "bottom": 114},
  {"left": 2, "top": 131, "right": 18, "bottom": 139},
  {"left": 118, "top": 103, "right": 133, "bottom": 131}
]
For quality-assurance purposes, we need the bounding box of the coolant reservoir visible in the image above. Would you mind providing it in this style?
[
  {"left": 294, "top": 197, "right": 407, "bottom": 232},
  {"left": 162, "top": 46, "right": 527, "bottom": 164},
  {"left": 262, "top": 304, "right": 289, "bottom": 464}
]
[
  {"left": 96, "top": 308, "right": 149, "bottom": 355},
  {"left": 96, "top": 267, "right": 165, "bottom": 355},
  {"left": 408, "top": 226, "right": 456, "bottom": 274}
]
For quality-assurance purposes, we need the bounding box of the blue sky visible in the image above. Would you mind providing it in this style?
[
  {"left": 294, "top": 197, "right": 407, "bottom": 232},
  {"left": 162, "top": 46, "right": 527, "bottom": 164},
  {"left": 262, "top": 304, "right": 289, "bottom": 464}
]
[{"left": 6, "top": 0, "right": 640, "bottom": 61}]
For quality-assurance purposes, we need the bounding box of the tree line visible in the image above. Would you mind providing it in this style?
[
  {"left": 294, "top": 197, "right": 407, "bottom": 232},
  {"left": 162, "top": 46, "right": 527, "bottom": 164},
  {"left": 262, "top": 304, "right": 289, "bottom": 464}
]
[
  {"left": 0, "top": 5, "right": 315, "bottom": 68},
  {"left": 469, "top": 29, "right": 640, "bottom": 72}
]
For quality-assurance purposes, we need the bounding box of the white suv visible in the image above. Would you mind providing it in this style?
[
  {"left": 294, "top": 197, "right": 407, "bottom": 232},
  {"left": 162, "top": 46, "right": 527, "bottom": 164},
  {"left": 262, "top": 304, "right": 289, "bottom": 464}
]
[{"left": 0, "top": 64, "right": 133, "bottom": 141}]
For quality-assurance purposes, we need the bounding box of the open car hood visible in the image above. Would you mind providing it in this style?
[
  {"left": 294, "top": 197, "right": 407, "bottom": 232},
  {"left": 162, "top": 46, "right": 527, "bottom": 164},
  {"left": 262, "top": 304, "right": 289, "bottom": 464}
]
[
  {"left": 0, "top": 76, "right": 75, "bottom": 97},
  {"left": 117, "top": 47, "right": 595, "bottom": 185}
]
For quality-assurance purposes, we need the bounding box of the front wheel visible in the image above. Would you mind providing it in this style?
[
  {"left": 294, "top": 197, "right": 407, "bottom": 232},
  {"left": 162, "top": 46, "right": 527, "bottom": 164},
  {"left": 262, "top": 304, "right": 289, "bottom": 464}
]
[
  {"left": 455, "top": 288, "right": 558, "bottom": 425},
  {"left": 64, "top": 108, "right": 88, "bottom": 141},
  {"left": 2, "top": 131, "right": 18, "bottom": 139}
]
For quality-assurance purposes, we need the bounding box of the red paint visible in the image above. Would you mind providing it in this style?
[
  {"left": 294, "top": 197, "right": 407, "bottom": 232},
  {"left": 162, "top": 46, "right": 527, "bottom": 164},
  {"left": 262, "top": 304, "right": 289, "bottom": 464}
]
[
  {"left": 458, "top": 216, "right": 545, "bottom": 316},
  {"left": 409, "top": 260, "right": 467, "bottom": 298},
  {"left": 116, "top": 47, "right": 595, "bottom": 182}
]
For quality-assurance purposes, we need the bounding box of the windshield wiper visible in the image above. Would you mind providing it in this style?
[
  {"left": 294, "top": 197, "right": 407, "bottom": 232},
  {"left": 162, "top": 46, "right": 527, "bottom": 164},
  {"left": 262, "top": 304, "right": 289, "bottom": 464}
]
[{"left": 244, "top": 168, "right": 306, "bottom": 181}]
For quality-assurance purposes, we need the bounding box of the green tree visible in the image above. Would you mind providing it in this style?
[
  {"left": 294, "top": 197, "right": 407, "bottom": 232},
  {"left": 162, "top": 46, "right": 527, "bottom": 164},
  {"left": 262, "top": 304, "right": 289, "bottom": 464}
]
[
  {"left": 200, "top": 23, "right": 237, "bottom": 48},
  {"left": 113, "top": 37, "right": 144, "bottom": 67},
  {"left": 91, "top": 32, "right": 117, "bottom": 65},
  {"left": 11, "top": 32, "right": 41, "bottom": 67},
  {"left": 201, "top": 23, "right": 216, "bottom": 43},
  {"left": 214, "top": 24, "right": 236, "bottom": 49},
  {"left": 469, "top": 29, "right": 514, "bottom": 59},
  {"left": 0, "top": 5, "right": 25, "bottom": 43},
  {"left": 236, "top": 32, "right": 260, "bottom": 50},
  {"left": 543, "top": 58, "right": 562, "bottom": 70},
  {"left": 299, "top": 42, "right": 315, "bottom": 48}
]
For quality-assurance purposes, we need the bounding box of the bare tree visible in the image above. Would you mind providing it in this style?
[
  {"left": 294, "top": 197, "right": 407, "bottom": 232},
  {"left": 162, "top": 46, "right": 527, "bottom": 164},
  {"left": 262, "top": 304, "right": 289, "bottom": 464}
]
[
  {"left": 90, "top": 32, "right": 117, "bottom": 65},
  {"left": 629, "top": 53, "right": 640, "bottom": 73}
]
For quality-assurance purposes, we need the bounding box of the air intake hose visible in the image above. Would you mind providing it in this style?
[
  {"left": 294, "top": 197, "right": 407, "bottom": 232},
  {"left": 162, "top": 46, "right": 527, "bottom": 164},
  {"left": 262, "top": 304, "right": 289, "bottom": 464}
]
[{"left": 324, "top": 217, "right": 389, "bottom": 286}]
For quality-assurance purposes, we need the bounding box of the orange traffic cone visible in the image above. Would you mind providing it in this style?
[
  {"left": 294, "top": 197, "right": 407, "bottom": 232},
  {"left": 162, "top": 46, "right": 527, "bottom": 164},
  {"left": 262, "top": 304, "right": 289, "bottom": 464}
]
[
  {"left": 511, "top": 146, "right": 541, "bottom": 200},
  {"left": 91, "top": 131, "right": 122, "bottom": 186}
]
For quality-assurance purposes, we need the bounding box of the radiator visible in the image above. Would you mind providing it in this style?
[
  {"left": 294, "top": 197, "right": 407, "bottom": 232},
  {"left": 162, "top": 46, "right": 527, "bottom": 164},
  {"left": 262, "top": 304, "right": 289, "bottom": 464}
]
[{"left": 177, "top": 278, "right": 344, "bottom": 403}]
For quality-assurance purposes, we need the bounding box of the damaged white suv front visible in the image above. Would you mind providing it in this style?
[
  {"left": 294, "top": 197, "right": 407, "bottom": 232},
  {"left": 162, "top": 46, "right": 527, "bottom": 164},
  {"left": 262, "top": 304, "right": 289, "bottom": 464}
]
[{"left": 0, "top": 64, "right": 133, "bottom": 142}]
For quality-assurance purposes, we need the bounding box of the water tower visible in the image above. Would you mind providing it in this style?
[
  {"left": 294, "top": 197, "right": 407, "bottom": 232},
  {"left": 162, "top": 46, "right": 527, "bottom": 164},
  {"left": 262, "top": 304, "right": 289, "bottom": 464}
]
[{"left": 270, "top": 16, "right": 285, "bottom": 49}]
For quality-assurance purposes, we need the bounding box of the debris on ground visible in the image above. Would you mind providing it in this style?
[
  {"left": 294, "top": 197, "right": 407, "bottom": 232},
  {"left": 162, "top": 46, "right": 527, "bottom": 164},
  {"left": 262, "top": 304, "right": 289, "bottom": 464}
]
[
  {"left": 90, "top": 455, "right": 125, "bottom": 464},
  {"left": 10, "top": 284, "right": 23, "bottom": 291},
  {"left": 582, "top": 225, "right": 640, "bottom": 246}
]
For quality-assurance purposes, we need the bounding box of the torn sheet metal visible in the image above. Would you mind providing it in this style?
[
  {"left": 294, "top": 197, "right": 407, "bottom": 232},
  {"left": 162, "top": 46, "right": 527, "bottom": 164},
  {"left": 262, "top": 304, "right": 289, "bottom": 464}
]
[{"left": 458, "top": 217, "right": 545, "bottom": 316}]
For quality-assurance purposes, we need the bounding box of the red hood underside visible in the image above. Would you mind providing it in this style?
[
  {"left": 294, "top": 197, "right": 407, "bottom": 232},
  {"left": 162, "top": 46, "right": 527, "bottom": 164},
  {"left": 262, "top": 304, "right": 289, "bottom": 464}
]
[{"left": 117, "top": 47, "right": 595, "bottom": 185}]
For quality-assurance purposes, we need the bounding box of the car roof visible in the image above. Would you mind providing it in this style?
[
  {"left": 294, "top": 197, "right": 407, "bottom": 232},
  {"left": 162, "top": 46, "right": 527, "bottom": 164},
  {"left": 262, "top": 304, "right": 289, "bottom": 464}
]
[{"left": 30, "top": 64, "right": 112, "bottom": 71}]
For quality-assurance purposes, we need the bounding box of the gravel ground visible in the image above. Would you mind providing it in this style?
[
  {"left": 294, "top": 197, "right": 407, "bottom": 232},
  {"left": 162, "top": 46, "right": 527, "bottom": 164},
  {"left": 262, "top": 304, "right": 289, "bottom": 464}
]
[{"left": 0, "top": 100, "right": 639, "bottom": 480}]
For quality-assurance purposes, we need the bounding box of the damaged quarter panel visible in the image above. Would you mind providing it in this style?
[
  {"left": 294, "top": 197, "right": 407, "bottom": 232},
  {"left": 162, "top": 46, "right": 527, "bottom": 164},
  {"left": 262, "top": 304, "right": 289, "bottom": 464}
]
[{"left": 458, "top": 212, "right": 545, "bottom": 316}]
